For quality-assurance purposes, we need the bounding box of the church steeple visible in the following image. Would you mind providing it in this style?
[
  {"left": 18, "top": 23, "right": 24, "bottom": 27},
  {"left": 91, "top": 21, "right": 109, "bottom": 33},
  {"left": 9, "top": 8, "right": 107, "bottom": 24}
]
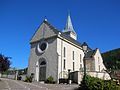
[
  {"left": 65, "top": 13, "right": 75, "bottom": 32},
  {"left": 63, "top": 13, "right": 77, "bottom": 40}
]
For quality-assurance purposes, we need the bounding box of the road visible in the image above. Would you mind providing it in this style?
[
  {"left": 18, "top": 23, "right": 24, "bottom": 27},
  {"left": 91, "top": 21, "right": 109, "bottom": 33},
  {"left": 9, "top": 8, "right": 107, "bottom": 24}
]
[{"left": 0, "top": 78, "right": 79, "bottom": 90}]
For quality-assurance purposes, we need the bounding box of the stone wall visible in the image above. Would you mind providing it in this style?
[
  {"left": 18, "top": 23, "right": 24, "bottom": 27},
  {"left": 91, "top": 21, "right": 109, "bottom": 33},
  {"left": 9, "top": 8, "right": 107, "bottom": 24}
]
[{"left": 1, "top": 74, "right": 26, "bottom": 81}]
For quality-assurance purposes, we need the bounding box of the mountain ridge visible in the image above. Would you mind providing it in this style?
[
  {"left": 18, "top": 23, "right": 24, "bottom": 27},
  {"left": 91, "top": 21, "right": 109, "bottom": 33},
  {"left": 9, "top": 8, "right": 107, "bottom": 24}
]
[{"left": 102, "top": 48, "right": 120, "bottom": 70}]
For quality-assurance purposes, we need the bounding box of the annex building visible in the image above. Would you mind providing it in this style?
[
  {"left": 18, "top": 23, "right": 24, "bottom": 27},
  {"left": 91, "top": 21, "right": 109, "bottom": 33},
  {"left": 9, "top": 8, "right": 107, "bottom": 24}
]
[{"left": 28, "top": 14, "right": 110, "bottom": 84}]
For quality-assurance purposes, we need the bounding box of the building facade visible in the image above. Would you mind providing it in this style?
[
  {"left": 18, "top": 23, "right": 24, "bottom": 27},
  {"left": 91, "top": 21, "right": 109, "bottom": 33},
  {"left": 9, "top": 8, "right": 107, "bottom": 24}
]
[{"left": 28, "top": 14, "right": 110, "bottom": 83}]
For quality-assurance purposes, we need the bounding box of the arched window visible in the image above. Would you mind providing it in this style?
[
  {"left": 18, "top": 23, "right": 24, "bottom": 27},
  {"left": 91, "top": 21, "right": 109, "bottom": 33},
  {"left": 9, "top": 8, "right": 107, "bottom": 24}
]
[
  {"left": 64, "top": 47, "right": 66, "bottom": 57},
  {"left": 73, "top": 62, "right": 75, "bottom": 71},
  {"left": 73, "top": 51, "right": 74, "bottom": 60},
  {"left": 40, "top": 61, "right": 46, "bottom": 65},
  {"left": 63, "top": 59, "right": 66, "bottom": 69}
]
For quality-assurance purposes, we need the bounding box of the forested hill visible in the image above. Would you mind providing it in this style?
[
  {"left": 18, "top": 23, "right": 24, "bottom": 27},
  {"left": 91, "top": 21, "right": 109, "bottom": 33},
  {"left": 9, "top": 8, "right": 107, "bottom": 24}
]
[{"left": 102, "top": 48, "right": 120, "bottom": 70}]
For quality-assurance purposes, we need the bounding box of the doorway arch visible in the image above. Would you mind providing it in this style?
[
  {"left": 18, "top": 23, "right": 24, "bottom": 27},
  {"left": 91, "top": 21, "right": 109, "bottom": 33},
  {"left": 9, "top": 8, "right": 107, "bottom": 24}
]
[{"left": 39, "top": 60, "right": 46, "bottom": 81}]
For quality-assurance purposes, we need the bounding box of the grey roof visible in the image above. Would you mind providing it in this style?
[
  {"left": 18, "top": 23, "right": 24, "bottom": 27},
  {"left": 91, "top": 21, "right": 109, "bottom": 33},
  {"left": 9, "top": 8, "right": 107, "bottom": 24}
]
[
  {"left": 46, "top": 21, "right": 81, "bottom": 47},
  {"left": 30, "top": 20, "right": 59, "bottom": 43},
  {"left": 43, "top": 20, "right": 59, "bottom": 34},
  {"left": 44, "top": 21, "right": 79, "bottom": 46},
  {"left": 46, "top": 21, "right": 81, "bottom": 46},
  {"left": 60, "top": 32, "right": 81, "bottom": 47},
  {"left": 31, "top": 20, "right": 82, "bottom": 46},
  {"left": 85, "top": 49, "right": 97, "bottom": 58}
]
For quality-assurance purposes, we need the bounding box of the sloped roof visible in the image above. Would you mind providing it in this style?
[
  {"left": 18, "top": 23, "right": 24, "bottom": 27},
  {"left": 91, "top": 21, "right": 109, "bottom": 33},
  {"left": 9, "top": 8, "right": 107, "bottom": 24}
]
[
  {"left": 30, "top": 20, "right": 59, "bottom": 43},
  {"left": 30, "top": 20, "right": 82, "bottom": 47},
  {"left": 60, "top": 32, "right": 81, "bottom": 47},
  {"left": 44, "top": 20, "right": 59, "bottom": 34},
  {"left": 85, "top": 49, "right": 97, "bottom": 58}
]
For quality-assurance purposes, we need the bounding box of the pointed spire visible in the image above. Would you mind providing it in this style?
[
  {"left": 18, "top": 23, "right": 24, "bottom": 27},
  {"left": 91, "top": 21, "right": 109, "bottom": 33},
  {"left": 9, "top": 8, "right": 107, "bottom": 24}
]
[
  {"left": 64, "top": 13, "right": 75, "bottom": 33},
  {"left": 63, "top": 12, "right": 77, "bottom": 40}
]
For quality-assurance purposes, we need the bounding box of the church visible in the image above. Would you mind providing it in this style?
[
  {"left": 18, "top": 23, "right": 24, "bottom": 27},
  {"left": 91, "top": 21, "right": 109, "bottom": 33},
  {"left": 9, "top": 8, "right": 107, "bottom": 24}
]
[{"left": 27, "top": 14, "right": 110, "bottom": 84}]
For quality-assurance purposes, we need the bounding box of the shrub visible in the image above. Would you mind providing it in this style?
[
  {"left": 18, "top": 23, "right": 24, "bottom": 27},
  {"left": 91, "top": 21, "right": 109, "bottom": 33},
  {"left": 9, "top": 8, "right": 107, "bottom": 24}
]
[
  {"left": 45, "top": 76, "right": 56, "bottom": 84},
  {"left": 104, "top": 80, "right": 120, "bottom": 90},
  {"left": 24, "top": 76, "right": 32, "bottom": 83},
  {"left": 79, "top": 75, "right": 120, "bottom": 90},
  {"left": 80, "top": 75, "right": 103, "bottom": 90}
]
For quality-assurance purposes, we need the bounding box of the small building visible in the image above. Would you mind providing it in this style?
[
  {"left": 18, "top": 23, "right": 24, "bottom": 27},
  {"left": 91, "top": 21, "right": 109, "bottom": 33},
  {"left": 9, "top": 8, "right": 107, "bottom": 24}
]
[{"left": 27, "top": 14, "right": 110, "bottom": 84}]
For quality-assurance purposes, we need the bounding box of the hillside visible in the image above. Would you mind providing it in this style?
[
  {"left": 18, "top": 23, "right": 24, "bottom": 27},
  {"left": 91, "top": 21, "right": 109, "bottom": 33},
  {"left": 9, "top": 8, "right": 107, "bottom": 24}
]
[{"left": 102, "top": 48, "right": 120, "bottom": 70}]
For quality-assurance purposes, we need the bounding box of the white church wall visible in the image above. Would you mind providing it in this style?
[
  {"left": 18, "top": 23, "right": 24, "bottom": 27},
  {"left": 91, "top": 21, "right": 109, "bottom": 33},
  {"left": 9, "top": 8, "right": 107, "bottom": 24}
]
[
  {"left": 94, "top": 49, "right": 106, "bottom": 72},
  {"left": 93, "top": 49, "right": 111, "bottom": 80},
  {"left": 57, "top": 38, "right": 62, "bottom": 79},
  {"left": 57, "top": 37, "right": 84, "bottom": 79},
  {"left": 87, "top": 71, "right": 110, "bottom": 80}
]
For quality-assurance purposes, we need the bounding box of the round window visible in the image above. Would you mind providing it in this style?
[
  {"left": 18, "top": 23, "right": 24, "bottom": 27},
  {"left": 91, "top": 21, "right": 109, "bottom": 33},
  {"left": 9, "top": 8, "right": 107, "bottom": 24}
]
[
  {"left": 37, "top": 41, "right": 48, "bottom": 54},
  {"left": 40, "top": 42, "right": 47, "bottom": 51}
]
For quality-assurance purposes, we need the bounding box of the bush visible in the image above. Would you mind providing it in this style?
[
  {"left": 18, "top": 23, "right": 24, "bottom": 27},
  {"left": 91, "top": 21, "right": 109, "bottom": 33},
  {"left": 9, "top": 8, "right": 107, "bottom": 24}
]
[
  {"left": 45, "top": 76, "right": 56, "bottom": 84},
  {"left": 24, "top": 76, "right": 33, "bottom": 83},
  {"left": 79, "top": 75, "right": 120, "bottom": 90},
  {"left": 104, "top": 80, "right": 120, "bottom": 90}
]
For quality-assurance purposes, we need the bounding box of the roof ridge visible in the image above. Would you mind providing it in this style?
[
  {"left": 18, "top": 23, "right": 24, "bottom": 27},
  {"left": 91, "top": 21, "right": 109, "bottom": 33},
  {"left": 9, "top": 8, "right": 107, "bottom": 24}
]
[{"left": 43, "top": 20, "right": 60, "bottom": 34}]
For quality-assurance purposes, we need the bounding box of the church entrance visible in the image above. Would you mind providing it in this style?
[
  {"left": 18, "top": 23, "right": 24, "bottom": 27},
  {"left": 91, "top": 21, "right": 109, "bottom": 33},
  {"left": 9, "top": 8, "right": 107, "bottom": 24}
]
[{"left": 39, "top": 61, "right": 46, "bottom": 81}]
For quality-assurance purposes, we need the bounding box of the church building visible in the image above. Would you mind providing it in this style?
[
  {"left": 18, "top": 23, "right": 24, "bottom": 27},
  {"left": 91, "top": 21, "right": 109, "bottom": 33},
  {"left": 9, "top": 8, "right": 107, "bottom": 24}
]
[{"left": 28, "top": 14, "right": 110, "bottom": 84}]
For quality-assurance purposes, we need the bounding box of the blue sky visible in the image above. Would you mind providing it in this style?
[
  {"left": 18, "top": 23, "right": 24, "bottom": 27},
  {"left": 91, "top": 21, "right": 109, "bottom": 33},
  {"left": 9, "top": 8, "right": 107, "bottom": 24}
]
[{"left": 0, "top": 0, "right": 120, "bottom": 69}]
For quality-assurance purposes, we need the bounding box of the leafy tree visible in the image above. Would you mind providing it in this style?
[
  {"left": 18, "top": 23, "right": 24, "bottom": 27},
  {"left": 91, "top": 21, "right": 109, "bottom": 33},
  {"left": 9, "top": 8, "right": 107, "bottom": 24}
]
[{"left": 0, "top": 54, "right": 11, "bottom": 73}]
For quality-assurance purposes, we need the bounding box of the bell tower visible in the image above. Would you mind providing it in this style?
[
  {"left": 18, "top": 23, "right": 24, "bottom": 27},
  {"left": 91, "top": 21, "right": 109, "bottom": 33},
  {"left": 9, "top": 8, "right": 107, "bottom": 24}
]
[{"left": 63, "top": 13, "right": 77, "bottom": 40}]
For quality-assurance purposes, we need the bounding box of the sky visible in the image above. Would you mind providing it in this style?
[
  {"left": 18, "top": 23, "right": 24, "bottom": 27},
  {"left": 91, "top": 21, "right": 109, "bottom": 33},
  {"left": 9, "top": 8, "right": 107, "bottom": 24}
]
[{"left": 0, "top": 0, "right": 120, "bottom": 69}]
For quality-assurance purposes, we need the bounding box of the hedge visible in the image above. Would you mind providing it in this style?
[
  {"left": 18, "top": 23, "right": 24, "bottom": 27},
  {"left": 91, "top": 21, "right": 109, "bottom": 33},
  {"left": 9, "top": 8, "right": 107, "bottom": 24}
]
[{"left": 79, "top": 75, "right": 120, "bottom": 90}]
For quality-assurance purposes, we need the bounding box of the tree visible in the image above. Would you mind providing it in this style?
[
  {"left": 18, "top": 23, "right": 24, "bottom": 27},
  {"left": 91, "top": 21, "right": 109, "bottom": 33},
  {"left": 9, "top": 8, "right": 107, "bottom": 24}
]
[
  {"left": 0, "top": 54, "right": 11, "bottom": 73},
  {"left": 102, "top": 48, "right": 120, "bottom": 70}
]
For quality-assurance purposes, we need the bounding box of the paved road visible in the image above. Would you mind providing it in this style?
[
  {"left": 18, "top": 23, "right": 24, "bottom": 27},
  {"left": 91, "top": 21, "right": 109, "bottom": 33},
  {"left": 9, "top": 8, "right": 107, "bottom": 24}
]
[{"left": 0, "top": 78, "right": 79, "bottom": 90}]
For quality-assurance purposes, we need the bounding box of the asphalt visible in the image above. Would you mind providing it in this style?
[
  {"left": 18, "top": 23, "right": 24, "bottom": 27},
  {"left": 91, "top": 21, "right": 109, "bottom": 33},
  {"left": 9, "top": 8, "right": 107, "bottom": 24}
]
[{"left": 0, "top": 78, "right": 79, "bottom": 90}]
